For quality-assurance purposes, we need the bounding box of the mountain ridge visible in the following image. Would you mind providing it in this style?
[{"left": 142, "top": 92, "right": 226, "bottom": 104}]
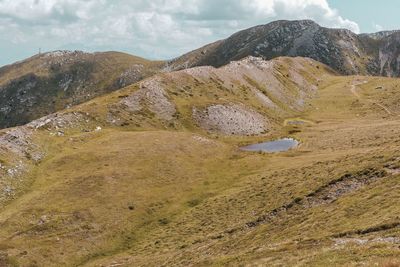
[
  {"left": 0, "top": 50, "right": 163, "bottom": 129},
  {"left": 168, "top": 19, "right": 400, "bottom": 78}
]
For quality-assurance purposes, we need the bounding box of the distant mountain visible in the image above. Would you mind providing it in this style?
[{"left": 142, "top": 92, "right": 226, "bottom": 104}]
[
  {"left": 168, "top": 20, "right": 400, "bottom": 77},
  {"left": 0, "top": 50, "right": 162, "bottom": 128},
  {"left": 360, "top": 30, "right": 400, "bottom": 40}
]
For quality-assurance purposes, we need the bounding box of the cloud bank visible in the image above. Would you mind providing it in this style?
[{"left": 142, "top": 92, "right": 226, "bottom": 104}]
[{"left": 0, "top": 0, "right": 359, "bottom": 65}]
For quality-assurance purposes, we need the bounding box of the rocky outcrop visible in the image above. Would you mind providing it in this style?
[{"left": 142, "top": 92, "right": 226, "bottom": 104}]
[
  {"left": 193, "top": 103, "right": 268, "bottom": 135},
  {"left": 168, "top": 19, "right": 400, "bottom": 77},
  {"left": 0, "top": 109, "right": 93, "bottom": 203},
  {"left": 0, "top": 125, "right": 38, "bottom": 202},
  {"left": 119, "top": 77, "right": 176, "bottom": 121},
  {"left": 378, "top": 32, "right": 400, "bottom": 77}
]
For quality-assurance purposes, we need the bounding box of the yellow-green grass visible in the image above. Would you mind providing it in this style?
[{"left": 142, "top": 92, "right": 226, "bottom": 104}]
[{"left": 1, "top": 64, "right": 400, "bottom": 266}]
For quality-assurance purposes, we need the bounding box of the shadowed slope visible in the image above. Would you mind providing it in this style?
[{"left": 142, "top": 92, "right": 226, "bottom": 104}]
[{"left": 0, "top": 50, "right": 163, "bottom": 129}]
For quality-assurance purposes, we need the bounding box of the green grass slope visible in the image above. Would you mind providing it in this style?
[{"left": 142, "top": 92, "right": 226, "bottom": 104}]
[{"left": 0, "top": 57, "right": 399, "bottom": 266}]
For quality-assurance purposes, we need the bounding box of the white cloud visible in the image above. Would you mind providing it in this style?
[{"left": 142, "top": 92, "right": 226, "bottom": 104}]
[
  {"left": 248, "top": 0, "right": 359, "bottom": 33},
  {"left": 373, "top": 23, "right": 384, "bottom": 32},
  {"left": 0, "top": 0, "right": 360, "bottom": 65},
  {"left": 0, "top": 0, "right": 99, "bottom": 21}
]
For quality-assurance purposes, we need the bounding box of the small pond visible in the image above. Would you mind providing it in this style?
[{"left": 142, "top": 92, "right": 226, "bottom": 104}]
[{"left": 240, "top": 138, "right": 299, "bottom": 153}]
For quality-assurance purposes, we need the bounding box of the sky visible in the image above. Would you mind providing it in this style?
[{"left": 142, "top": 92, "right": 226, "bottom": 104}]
[{"left": 0, "top": 0, "right": 399, "bottom": 67}]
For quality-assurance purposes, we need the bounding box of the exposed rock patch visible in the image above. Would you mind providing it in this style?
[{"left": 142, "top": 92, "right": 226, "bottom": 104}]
[
  {"left": 0, "top": 111, "right": 88, "bottom": 175},
  {"left": 27, "top": 112, "right": 87, "bottom": 131},
  {"left": 0, "top": 127, "right": 37, "bottom": 202},
  {"left": 0, "top": 109, "right": 92, "bottom": 203},
  {"left": 119, "top": 77, "right": 176, "bottom": 121},
  {"left": 193, "top": 103, "right": 268, "bottom": 135},
  {"left": 0, "top": 128, "right": 34, "bottom": 158}
]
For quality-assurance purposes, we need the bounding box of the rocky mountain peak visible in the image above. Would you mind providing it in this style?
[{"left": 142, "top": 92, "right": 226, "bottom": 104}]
[{"left": 169, "top": 19, "right": 400, "bottom": 77}]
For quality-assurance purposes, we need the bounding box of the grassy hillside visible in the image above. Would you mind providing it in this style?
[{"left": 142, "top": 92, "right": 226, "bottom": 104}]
[
  {"left": 0, "top": 57, "right": 399, "bottom": 266},
  {"left": 0, "top": 51, "right": 163, "bottom": 129}
]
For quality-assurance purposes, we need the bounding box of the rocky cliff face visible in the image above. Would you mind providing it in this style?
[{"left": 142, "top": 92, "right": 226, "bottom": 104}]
[
  {"left": 378, "top": 32, "right": 400, "bottom": 77},
  {"left": 169, "top": 20, "right": 400, "bottom": 77},
  {"left": 0, "top": 50, "right": 162, "bottom": 129}
]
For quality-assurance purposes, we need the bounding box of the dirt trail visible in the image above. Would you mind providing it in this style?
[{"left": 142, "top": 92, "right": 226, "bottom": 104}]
[
  {"left": 351, "top": 80, "right": 393, "bottom": 115},
  {"left": 350, "top": 81, "right": 362, "bottom": 99}
]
